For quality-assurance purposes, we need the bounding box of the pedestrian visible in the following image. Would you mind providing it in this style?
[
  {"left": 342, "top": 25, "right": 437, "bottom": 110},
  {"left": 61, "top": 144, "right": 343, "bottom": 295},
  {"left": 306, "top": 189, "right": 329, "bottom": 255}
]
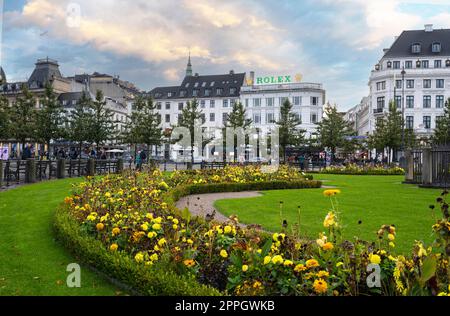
[{"left": 136, "top": 151, "right": 142, "bottom": 170}]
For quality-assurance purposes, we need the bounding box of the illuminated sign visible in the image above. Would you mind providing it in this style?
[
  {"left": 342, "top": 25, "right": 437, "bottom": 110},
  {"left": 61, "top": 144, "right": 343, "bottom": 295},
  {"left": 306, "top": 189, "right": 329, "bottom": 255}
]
[{"left": 248, "top": 73, "right": 303, "bottom": 86}]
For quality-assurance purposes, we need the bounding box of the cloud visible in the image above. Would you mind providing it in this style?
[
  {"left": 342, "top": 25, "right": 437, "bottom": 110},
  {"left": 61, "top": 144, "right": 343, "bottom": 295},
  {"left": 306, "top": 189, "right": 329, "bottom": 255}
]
[{"left": 163, "top": 68, "right": 181, "bottom": 81}]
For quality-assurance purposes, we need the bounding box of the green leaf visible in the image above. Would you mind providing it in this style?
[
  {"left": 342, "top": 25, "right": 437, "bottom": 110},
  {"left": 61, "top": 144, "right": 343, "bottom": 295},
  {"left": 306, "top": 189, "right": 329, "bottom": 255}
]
[
  {"left": 181, "top": 207, "right": 191, "bottom": 224},
  {"left": 419, "top": 256, "right": 437, "bottom": 286},
  {"left": 261, "top": 239, "right": 273, "bottom": 257},
  {"left": 230, "top": 253, "right": 242, "bottom": 267}
]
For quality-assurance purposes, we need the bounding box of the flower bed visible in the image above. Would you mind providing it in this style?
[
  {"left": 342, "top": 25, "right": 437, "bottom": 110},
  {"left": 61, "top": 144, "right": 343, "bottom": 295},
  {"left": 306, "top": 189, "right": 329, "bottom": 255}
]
[
  {"left": 319, "top": 164, "right": 405, "bottom": 175},
  {"left": 54, "top": 166, "right": 449, "bottom": 296}
]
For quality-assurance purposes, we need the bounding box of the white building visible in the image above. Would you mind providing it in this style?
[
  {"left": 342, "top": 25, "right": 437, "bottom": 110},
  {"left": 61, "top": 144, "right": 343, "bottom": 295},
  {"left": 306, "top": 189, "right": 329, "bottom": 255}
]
[
  {"left": 368, "top": 24, "right": 450, "bottom": 137},
  {"left": 148, "top": 58, "right": 325, "bottom": 161},
  {"left": 344, "top": 97, "right": 371, "bottom": 137}
]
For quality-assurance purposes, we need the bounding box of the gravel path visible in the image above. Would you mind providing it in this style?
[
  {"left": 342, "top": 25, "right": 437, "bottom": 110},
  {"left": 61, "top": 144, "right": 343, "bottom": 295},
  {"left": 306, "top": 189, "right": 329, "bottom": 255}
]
[{"left": 176, "top": 191, "right": 262, "bottom": 226}]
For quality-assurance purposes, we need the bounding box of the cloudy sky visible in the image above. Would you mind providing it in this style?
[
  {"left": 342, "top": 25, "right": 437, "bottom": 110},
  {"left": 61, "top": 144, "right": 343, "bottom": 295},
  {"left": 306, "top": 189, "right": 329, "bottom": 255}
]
[{"left": 1, "top": 0, "right": 450, "bottom": 110}]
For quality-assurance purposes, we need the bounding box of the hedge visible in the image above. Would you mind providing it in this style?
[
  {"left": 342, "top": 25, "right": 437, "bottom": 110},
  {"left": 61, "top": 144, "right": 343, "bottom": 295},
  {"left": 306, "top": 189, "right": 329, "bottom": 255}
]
[{"left": 54, "top": 178, "right": 322, "bottom": 296}]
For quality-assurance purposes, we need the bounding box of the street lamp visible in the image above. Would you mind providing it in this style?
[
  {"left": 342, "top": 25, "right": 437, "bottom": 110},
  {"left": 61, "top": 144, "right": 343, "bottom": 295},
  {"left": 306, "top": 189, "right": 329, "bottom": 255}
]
[{"left": 401, "top": 67, "right": 406, "bottom": 153}]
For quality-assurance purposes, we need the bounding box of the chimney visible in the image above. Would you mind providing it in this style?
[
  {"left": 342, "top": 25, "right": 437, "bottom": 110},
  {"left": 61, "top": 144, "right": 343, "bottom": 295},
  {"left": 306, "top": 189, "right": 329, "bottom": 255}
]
[{"left": 425, "top": 24, "right": 433, "bottom": 32}]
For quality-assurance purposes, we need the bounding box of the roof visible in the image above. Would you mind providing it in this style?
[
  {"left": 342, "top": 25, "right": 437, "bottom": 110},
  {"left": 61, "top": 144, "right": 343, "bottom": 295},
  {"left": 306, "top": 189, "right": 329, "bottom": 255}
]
[
  {"left": 383, "top": 28, "right": 450, "bottom": 58},
  {"left": 27, "top": 58, "right": 63, "bottom": 88},
  {"left": 149, "top": 72, "right": 246, "bottom": 100}
]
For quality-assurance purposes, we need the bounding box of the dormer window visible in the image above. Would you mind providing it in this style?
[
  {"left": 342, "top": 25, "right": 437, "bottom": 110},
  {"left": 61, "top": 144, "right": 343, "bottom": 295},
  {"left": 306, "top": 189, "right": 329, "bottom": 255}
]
[
  {"left": 230, "top": 87, "right": 237, "bottom": 95},
  {"left": 416, "top": 60, "right": 421, "bottom": 68},
  {"left": 412, "top": 43, "right": 421, "bottom": 54},
  {"left": 432, "top": 42, "right": 441, "bottom": 53},
  {"left": 387, "top": 61, "right": 392, "bottom": 68},
  {"left": 179, "top": 90, "right": 187, "bottom": 97}
]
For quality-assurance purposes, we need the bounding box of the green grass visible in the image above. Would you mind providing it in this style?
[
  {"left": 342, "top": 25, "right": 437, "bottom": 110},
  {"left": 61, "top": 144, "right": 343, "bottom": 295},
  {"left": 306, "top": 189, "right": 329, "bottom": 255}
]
[
  {"left": 0, "top": 179, "right": 121, "bottom": 296},
  {"left": 215, "top": 175, "right": 443, "bottom": 254}
]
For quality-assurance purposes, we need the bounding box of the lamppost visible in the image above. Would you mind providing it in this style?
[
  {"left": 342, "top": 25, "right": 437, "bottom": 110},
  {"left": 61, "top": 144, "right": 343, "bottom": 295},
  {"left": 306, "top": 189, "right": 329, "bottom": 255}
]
[{"left": 401, "top": 67, "right": 406, "bottom": 154}]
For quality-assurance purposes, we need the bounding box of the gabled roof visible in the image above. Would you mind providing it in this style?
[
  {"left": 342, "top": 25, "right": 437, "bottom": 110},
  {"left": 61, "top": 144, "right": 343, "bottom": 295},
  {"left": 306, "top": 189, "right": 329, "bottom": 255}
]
[
  {"left": 149, "top": 72, "right": 246, "bottom": 100},
  {"left": 384, "top": 29, "right": 450, "bottom": 58}
]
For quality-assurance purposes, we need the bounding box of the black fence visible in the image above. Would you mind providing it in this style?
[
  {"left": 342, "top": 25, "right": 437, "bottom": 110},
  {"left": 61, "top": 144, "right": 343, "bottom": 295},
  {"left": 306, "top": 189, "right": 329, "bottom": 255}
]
[
  {"left": 430, "top": 147, "right": 450, "bottom": 188},
  {"left": 406, "top": 147, "right": 450, "bottom": 188},
  {"left": 0, "top": 159, "right": 123, "bottom": 190}
]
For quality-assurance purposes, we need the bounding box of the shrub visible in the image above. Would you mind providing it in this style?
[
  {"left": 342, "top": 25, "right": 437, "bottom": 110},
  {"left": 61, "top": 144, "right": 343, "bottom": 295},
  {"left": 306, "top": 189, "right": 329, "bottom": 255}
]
[{"left": 320, "top": 164, "right": 405, "bottom": 175}]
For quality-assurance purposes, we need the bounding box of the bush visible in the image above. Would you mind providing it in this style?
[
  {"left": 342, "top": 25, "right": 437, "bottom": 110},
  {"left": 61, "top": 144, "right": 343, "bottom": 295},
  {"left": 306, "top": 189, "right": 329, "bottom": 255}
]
[{"left": 320, "top": 164, "right": 405, "bottom": 175}]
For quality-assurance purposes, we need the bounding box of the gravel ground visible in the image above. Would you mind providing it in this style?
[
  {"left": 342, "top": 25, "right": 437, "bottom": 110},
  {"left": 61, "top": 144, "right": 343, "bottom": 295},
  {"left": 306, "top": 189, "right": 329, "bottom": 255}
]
[{"left": 176, "top": 191, "right": 262, "bottom": 226}]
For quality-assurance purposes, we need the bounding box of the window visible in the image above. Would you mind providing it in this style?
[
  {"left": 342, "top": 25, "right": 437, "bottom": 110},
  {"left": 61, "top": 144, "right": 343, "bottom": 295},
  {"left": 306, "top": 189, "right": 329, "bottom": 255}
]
[
  {"left": 200, "top": 100, "right": 206, "bottom": 109},
  {"left": 279, "top": 97, "right": 288, "bottom": 106},
  {"left": 406, "top": 80, "right": 414, "bottom": 89},
  {"left": 165, "top": 114, "right": 171, "bottom": 123},
  {"left": 423, "top": 96, "right": 431, "bottom": 108},
  {"left": 266, "top": 113, "right": 275, "bottom": 124},
  {"left": 185, "top": 83, "right": 190, "bottom": 88},
  {"left": 435, "top": 60, "right": 442, "bottom": 68},
  {"left": 395, "top": 80, "right": 402, "bottom": 89},
  {"left": 230, "top": 99, "right": 236, "bottom": 107},
  {"left": 245, "top": 99, "right": 249, "bottom": 107},
  {"left": 311, "top": 97, "right": 319, "bottom": 106},
  {"left": 376, "top": 81, "right": 386, "bottom": 91},
  {"left": 436, "top": 95, "right": 444, "bottom": 108},
  {"left": 406, "top": 116, "right": 414, "bottom": 129},
  {"left": 216, "top": 88, "right": 223, "bottom": 96},
  {"left": 254, "top": 98, "right": 261, "bottom": 107},
  {"left": 194, "top": 82, "right": 199, "bottom": 88},
  {"left": 387, "top": 61, "right": 392, "bottom": 68},
  {"left": 293, "top": 96, "right": 301, "bottom": 106},
  {"left": 210, "top": 100, "right": 215, "bottom": 108},
  {"left": 230, "top": 88, "right": 237, "bottom": 95},
  {"left": 422, "top": 60, "right": 429, "bottom": 68},
  {"left": 165, "top": 102, "right": 171, "bottom": 110},
  {"left": 395, "top": 96, "right": 402, "bottom": 109},
  {"left": 423, "top": 79, "right": 431, "bottom": 89},
  {"left": 393, "top": 61, "right": 401, "bottom": 69},
  {"left": 222, "top": 113, "right": 229, "bottom": 124},
  {"left": 266, "top": 97, "right": 274, "bottom": 107},
  {"left": 253, "top": 114, "right": 261, "bottom": 124},
  {"left": 156, "top": 102, "right": 162, "bottom": 110},
  {"left": 223, "top": 99, "right": 229, "bottom": 108},
  {"left": 436, "top": 79, "right": 445, "bottom": 89},
  {"left": 377, "top": 97, "right": 385, "bottom": 109},
  {"left": 412, "top": 43, "right": 421, "bottom": 54},
  {"left": 180, "top": 90, "right": 187, "bottom": 98},
  {"left": 432, "top": 42, "right": 441, "bottom": 53},
  {"left": 311, "top": 113, "right": 318, "bottom": 124},
  {"left": 423, "top": 116, "right": 431, "bottom": 129},
  {"left": 202, "top": 82, "right": 207, "bottom": 88},
  {"left": 210, "top": 82, "right": 215, "bottom": 87},
  {"left": 62, "top": 100, "right": 68, "bottom": 106},
  {"left": 192, "top": 89, "right": 199, "bottom": 97},
  {"left": 204, "top": 89, "right": 211, "bottom": 97},
  {"left": 168, "top": 92, "right": 173, "bottom": 98},
  {"left": 210, "top": 113, "right": 215, "bottom": 122},
  {"left": 178, "top": 114, "right": 183, "bottom": 125},
  {"left": 200, "top": 114, "right": 206, "bottom": 124},
  {"left": 406, "top": 96, "right": 414, "bottom": 108},
  {"left": 405, "top": 61, "right": 413, "bottom": 69}
]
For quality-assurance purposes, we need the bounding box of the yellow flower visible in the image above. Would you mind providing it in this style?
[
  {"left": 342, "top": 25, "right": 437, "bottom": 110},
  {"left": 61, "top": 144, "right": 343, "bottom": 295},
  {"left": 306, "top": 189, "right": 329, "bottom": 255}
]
[
  {"left": 369, "top": 254, "right": 381, "bottom": 265},
  {"left": 323, "top": 212, "right": 337, "bottom": 228},
  {"left": 336, "top": 262, "right": 344, "bottom": 268},
  {"left": 112, "top": 227, "right": 121, "bottom": 236},
  {"left": 242, "top": 265, "right": 249, "bottom": 272},
  {"left": 150, "top": 253, "right": 159, "bottom": 262},
  {"left": 134, "top": 252, "right": 144, "bottom": 263},
  {"left": 263, "top": 256, "right": 272, "bottom": 265},
  {"left": 389, "top": 242, "right": 396, "bottom": 248},
  {"left": 323, "top": 189, "right": 341, "bottom": 197},
  {"left": 322, "top": 242, "right": 334, "bottom": 251},
  {"left": 220, "top": 250, "right": 228, "bottom": 258},
  {"left": 317, "top": 271, "right": 330, "bottom": 278},
  {"left": 147, "top": 232, "right": 157, "bottom": 239},
  {"left": 96, "top": 223, "right": 105, "bottom": 231},
  {"left": 152, "top": 223, "right": 161, "bottom": 231},
  {"left": 294, "top": 264, "right": 307, "bottom": 272},
  {"left": 184, "top": 259, "right": 196, "bottom": 268},
  {"left": 173, "top": 224, "right": 178, "bottom": 230},
  {"left": 187, "top": 239, "right": 194, "bottom": 245},
  {"left": 141, "top": 224, "right": 149, "bottom": 231},
  {"left": 272, "top": 255, "right": 284, "bottom": 265},
  {"left": 313, "top": 279, "right": 328, "bottom": 294},
  {"left": 224, "top": 226, "right": 233, "bottom": 234},
  {"left": 306, "top": 259, "right": 320, "bottom": 269},
  {"left": 105, "top": 192, "right": 111, "bottom": 198},
  {"left": 388, "top": 234, "right": 395, "bottom": 241},
  {"left": 172, "top": 218, "right": 179, "bottom": 225},
  {"left": 110, "top": 244, "right": 118, "bottom": 252},
  {"left": 158, "top": 238, "right": 167, "bottom": 247}
]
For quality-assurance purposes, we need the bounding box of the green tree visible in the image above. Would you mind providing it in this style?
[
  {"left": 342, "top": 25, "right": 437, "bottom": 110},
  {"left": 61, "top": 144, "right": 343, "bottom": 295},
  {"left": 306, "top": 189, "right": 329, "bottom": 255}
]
[
  {"left": 225, "top": 101, "right": 252, "bottom": 162},
  {"left": 0, "top": 96, "right": 10, "bottom": 141},
  {"left": 275, "top": 99, "right": 305, "bottom": 162},
  {"left": 177, "top": 99, "right": 205, "bottom": 167},
  {"left": 35, "top": 84, "right": 66, "bottom": 158},
  {"left": 368, "top": 118, "right": 388, "bottom": 159},
  {"left": 121, "top": 100, "right": 142, "bottom": 162},
  {"left": 384, "top": 101, "right": 403, "bottom": 162},
  {"left": 136, "top": 96, "right": 164, "bottom": 162},
  {"left": 316, "top": 103, "right": 354, "bottom": 161},
  {"left": 432, "top": 98, "right": 450, "bottom": 146},
  {"left": 10, "top": 86, "right": 37, "bottom": 155},
  {"left": 68, "top": 91, "right": 92, "bottom": 155},
  {"left": 88, "top": 90, "right": 116, "bottom": 150}
]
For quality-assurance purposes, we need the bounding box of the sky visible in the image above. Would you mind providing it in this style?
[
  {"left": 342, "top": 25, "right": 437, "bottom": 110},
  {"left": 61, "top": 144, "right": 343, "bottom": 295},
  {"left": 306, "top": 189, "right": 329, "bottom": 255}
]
[{"left": 1, "top": 0, "right": 450, "bottom": 111}]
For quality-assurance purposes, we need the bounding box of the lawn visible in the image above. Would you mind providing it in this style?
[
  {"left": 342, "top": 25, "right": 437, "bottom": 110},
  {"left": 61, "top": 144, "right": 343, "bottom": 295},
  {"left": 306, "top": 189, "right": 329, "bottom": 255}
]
[
  {"left": 215, "top": 174, "right": 443, "bottom": 254},
  {"left": 0, "top": 179, "right": 121, "bottom": 296}
]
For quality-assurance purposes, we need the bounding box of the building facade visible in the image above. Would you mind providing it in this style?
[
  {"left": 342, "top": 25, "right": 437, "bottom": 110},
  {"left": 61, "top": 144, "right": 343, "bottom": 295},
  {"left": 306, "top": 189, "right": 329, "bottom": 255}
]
[
  {"left": 344, "top": 97, "right": 371, "bottom": 137},
  {"left": 148, "top": 59, "right": 325, "bottom": 161},
  {"left": 368, "top": 24, "right": 450, "bottom": 137}
]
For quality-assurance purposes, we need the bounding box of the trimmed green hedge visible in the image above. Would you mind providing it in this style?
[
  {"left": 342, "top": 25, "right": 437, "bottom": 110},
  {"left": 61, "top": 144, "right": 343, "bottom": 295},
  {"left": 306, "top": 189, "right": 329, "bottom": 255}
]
[{"left": 54, "top": 178, "right": 322, "bottom": 296}]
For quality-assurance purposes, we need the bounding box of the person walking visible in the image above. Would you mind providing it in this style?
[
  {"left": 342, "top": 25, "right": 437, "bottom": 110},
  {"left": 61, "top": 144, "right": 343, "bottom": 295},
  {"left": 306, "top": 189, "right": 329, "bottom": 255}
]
[{"left": 136, "top": 151, "right": 142, "bottom": 171}]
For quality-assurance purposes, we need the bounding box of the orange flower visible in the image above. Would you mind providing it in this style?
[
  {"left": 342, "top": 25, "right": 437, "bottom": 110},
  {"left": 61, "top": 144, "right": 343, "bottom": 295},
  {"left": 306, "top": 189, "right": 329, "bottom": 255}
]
[
  {"left": 96, "top": 223, "right": 105, "bottom": 231},
  {"left": 183, "top": 259, "right": 196, "bottom": 268}
]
